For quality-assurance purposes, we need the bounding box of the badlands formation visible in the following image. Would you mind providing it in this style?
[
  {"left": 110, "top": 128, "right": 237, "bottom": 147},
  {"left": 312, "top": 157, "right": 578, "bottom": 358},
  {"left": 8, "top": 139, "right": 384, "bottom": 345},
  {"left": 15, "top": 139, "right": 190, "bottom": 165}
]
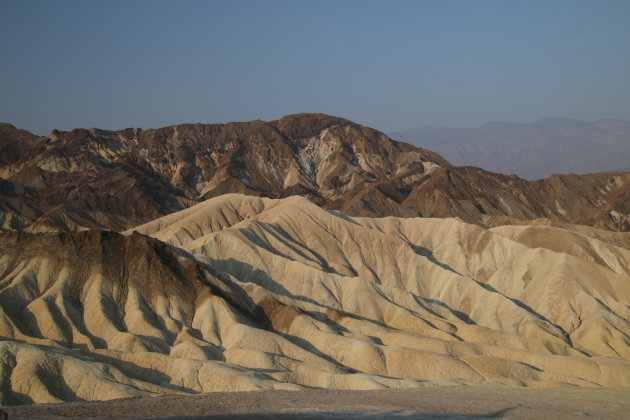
[{"left": 0, "top": 194, "right": 629, "bottom": 405}]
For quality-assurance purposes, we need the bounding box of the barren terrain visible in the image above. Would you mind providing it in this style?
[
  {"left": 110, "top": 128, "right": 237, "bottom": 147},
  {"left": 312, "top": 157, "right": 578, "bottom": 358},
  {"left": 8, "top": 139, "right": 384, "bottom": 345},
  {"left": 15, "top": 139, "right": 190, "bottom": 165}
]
[
  {"left": 4, "top": 387, "right": 630, "bottom": 419},
  {"left": 2, "top": 115, "right": 628, "bottom": 233},
  {"left": 1, "top": 115, "right": 629, "bottom": 416},
  {"left": 0, "top": 194, "right": 628, "bottom": 405}
]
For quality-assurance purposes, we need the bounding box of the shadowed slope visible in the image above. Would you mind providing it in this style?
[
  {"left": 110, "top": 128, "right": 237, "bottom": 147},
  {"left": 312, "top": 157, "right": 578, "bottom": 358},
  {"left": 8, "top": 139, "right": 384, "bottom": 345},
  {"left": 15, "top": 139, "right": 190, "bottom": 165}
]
[{"left": 0, "top": 194, "right": 629, "bottom": 404}]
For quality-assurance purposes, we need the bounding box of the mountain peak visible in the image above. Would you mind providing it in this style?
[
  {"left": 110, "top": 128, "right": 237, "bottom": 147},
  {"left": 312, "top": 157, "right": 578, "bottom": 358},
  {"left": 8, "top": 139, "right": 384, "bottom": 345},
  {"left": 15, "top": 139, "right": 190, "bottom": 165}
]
[{"left": 0, "top": 115, "right": 453, "bottom": 231}]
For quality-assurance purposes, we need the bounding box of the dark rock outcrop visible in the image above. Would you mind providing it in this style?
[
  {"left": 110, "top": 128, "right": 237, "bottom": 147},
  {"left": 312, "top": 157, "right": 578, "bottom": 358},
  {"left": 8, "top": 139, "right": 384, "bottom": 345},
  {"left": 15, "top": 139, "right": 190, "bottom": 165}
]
[{"left": 0, "top": 114, "right": 628, "bottom": 231}]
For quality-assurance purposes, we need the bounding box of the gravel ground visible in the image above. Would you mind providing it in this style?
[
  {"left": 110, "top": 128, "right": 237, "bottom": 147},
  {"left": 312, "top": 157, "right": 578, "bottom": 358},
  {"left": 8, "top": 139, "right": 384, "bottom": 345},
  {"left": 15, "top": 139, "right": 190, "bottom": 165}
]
[{"left": 2, "top": 386, "right": 629, "bottom": 419}]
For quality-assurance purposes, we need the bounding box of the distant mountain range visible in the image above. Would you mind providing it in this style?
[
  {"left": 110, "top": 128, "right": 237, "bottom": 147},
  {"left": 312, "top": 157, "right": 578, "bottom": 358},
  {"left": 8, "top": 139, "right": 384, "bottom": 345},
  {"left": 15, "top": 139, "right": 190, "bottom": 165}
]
[{"left": 390, "top": 118, "right": 630, "bottom": 180}]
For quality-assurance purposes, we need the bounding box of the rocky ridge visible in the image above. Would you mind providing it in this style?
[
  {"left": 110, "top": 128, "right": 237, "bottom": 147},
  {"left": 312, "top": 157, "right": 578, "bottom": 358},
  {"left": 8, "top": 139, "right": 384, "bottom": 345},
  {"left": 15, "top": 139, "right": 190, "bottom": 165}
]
[{"left": 1, "top": 114, "right": 628, "bottom": 232}]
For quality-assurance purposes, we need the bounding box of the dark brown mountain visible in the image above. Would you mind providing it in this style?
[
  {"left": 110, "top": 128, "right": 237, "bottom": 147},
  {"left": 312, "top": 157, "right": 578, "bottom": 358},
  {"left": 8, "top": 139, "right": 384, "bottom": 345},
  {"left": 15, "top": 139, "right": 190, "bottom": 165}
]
[
  {"left": 0, "top": 113, "right": 628, "bottom": 232},
  {"left": 0, "top": 123, "right": 37, "bottom": 148},
  {"left": 400, "top": 167, "right": 630, "bottom": 231}
]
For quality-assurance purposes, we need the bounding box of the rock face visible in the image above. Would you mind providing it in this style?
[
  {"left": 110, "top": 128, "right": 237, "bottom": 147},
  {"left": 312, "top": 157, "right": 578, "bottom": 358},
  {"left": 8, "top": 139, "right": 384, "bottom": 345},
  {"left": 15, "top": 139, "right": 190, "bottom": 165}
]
[
  {"left": 400, "top": 167, "right": 630, "bottom": 232},
  {"left": 1, "top": 114, "right": 628, "bottom": 232},
  {"left": 0, "top": 114, "right": 447, "bottom": 232},
  {"left": 0, "top": 194, "right": 629, "bottom": 404}
]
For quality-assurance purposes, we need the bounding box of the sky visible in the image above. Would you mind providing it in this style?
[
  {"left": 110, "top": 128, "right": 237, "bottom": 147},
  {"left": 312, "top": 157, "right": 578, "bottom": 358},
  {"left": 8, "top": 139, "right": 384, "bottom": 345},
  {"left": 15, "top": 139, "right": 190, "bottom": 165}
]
[{"left": 1, "top": 0, "right": 630, "bottom": 135}]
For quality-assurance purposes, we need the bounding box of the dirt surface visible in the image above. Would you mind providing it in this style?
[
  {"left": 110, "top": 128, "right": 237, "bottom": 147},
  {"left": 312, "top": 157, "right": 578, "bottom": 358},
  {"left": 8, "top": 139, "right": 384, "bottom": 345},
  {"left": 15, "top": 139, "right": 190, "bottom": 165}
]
[{"left": 3, "top": 386, "right": 629, "bottom": 419}]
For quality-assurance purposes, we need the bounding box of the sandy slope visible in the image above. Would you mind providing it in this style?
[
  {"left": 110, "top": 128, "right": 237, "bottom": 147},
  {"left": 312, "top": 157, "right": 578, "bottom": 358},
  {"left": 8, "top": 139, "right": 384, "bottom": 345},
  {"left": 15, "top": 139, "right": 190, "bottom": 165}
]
[{"left": 0, "top": 194, "right": 629, "bottom": 405}]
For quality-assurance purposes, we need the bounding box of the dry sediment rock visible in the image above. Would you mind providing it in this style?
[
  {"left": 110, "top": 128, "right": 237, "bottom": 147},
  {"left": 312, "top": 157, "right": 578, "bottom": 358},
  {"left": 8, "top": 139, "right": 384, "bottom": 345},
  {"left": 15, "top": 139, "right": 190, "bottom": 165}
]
[{"left": 0, "top": 194, "right": 628, "bottom": 404}]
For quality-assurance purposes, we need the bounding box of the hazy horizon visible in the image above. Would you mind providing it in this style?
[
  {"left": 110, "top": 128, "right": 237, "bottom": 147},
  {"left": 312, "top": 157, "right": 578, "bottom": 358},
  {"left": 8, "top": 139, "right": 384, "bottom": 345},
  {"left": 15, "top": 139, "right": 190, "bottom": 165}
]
[
  {"left": 5, "top": 114, "right": 630, "bottom": 137},
  {"left": 2, "top": 0, "right": 630, "bottom": 135}
]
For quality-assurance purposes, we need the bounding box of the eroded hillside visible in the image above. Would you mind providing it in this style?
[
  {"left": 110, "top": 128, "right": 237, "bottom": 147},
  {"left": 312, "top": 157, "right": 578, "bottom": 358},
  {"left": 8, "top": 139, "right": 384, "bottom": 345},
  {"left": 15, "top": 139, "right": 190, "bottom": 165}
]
[{"left": 0, "top": 194, "right": 628, "bottom": 404}]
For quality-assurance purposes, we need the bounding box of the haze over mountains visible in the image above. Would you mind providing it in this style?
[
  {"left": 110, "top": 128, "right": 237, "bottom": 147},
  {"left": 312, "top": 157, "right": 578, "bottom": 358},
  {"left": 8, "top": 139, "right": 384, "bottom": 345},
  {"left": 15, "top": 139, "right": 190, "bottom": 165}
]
[
  {"left": 391, "top": 118, "right": 630, "bottom": 180},
  {"left": 0, "top": 114, "right": 629, "bottom": 405}
]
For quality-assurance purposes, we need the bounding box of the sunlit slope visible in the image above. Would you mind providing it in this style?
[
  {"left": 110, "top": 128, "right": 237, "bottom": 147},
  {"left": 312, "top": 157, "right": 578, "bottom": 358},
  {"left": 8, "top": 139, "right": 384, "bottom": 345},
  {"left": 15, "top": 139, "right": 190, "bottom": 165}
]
[{"left": 0, "top": 194, "right": 629, "bottom": 404}]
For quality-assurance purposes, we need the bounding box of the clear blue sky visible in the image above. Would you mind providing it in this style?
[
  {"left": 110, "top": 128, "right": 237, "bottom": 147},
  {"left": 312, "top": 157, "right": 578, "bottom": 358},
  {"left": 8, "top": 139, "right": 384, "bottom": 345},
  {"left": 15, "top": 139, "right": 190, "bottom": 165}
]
[{"left": 1, "top": 0, "right": 629, "bottom": 135}]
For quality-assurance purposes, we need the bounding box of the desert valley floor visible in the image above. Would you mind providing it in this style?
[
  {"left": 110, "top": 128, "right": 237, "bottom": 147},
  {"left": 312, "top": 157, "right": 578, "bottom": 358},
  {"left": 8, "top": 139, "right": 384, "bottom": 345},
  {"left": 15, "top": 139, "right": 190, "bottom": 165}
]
[{"left": 4, "top": 387, "right": 630, "bottom": 419}]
